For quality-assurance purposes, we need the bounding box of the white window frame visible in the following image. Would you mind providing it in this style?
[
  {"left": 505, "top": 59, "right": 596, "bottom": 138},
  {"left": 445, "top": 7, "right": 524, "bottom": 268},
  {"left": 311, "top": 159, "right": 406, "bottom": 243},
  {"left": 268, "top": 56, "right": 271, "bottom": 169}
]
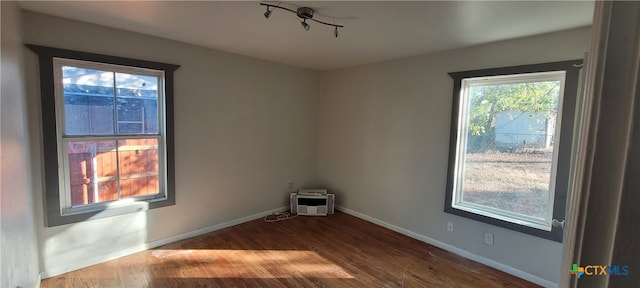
[
  {"left": 445, "top": 60, "right": 583, "bottom": 242},
  {"left": 451, "top": 71, "right": 566, "bottom": 231},
  {"left": 53, "top": 58, "right": 169, "bottom": 215},
  {"left": 27, "top": 44, "right": 179, "bottom": 227}
]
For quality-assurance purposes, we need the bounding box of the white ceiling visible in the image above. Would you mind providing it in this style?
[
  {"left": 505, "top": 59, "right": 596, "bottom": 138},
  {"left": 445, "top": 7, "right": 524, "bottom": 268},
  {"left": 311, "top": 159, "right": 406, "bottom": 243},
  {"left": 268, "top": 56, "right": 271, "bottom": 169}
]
[{"left": 18, "top": 1, "right": 594, "bottom": 71}]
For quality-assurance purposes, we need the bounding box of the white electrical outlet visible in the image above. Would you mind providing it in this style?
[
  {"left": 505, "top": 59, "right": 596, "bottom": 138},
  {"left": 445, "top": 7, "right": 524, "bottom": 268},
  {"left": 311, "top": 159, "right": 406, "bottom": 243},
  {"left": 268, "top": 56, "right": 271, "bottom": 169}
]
[
  {"left": 484, "top": 232, "right": 494, "bottom": 246},
  {"left": 447, "top": 221, "right": 454, "bottom": 232},
  {"left": 287, "top": 180, "right": 294, "bottom": 189}
]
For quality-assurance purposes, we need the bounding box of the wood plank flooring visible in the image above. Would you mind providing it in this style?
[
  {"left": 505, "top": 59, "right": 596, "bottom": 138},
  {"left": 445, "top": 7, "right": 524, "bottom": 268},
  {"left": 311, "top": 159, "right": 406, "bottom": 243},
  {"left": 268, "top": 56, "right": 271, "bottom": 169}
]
[{"left": 41, "top": 211, "right": 540, "bottom": 287}]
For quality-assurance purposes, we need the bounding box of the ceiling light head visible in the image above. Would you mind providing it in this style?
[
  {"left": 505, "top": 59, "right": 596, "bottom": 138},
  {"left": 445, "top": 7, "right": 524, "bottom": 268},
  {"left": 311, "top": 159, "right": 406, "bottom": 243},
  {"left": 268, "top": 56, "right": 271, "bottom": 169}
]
[
  {"left": 296, "top": 7, "right": 314, "bottom": 19},
  {"left": 264, "top": 9, "right": 272, "bottom": 19},
  {"left": 301, "top": 20, "right": 310, "bottom": 31},
  {"left": 334, "top": 27, "right": 339, "bottom": 38}
]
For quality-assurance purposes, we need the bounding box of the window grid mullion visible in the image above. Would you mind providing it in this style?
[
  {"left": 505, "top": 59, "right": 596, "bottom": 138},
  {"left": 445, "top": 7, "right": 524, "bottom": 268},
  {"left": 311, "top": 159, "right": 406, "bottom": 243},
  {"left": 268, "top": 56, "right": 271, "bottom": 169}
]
[
  {"left": 111, "top": 72, "right": 122, "bottom": 201},
  {"left": 115, "top": 139, "right": 122, "bottom": 201},
  {"left": 112, "top": 72, "right": 119, "bottom": 135}
]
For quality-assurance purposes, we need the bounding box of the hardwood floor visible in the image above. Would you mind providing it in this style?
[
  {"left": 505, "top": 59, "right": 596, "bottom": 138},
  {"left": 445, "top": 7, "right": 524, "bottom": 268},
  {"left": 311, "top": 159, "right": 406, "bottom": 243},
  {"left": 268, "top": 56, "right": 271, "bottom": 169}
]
[{"left": 41, "top": 211, "right": 540, "bottom": 287}]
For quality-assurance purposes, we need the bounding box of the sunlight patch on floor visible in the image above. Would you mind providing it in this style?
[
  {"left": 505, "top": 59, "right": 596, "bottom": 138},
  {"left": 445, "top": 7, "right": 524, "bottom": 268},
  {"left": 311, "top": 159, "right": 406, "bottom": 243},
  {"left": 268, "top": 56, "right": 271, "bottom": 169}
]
[{"left": 150, "top": 249, "right": 354, "bottom": 279}]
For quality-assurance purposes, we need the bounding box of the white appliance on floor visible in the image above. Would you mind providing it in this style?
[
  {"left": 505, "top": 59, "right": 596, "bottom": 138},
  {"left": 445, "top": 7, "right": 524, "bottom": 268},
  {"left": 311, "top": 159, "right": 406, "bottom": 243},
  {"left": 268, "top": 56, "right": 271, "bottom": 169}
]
[{"left": 290, "top": 189, "right": 334, "bottom": 216}]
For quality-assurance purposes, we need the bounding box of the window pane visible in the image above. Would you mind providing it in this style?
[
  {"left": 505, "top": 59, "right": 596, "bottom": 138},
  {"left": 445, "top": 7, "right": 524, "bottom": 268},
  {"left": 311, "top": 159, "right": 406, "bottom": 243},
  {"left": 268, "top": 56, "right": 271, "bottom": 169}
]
[
  {"left": 67, "top": 140, "right": 119, "bottom": 206},
  {"left": 118, "top": 138, "right": 160, "bottom": 199},
  {"left": 116, "top": 73, "right": 158, "bottom": 134},
  {"left": 118, "top": 123, "right": 144, "bottom": 134},
  {"left": 461, "top": 80, "right": 561, "bottom": 219},
  {"left": 62, "top": 66, "right": 115, "bottom": 135}
]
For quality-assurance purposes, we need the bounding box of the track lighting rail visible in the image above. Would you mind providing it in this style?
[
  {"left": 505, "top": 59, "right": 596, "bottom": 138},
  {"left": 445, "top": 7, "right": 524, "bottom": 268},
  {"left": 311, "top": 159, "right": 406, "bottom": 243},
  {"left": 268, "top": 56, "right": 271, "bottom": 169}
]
[{"left": 260, "top": 3, "right": 344, "bottom": 37}]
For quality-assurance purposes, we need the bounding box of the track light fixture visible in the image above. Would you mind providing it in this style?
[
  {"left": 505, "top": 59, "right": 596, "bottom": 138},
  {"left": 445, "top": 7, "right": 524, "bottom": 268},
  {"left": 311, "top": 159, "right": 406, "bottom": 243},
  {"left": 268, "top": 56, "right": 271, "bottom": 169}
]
[
  {"left": 301, "top": 19, "right": 310, "bottom": 31},
  {"left": 260, "top": 3, "right": 344, "bottom": 37}
]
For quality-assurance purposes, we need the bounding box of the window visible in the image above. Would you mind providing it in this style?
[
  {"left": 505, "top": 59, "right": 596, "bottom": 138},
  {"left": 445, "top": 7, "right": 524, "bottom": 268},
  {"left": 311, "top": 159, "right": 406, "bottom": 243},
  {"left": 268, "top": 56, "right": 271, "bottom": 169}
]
[
  {"left": 27, "top": 45, "right": 179, "bottom": 226},
  {"left": 445, "top": 60, "right": 582, "bottom": 242}
]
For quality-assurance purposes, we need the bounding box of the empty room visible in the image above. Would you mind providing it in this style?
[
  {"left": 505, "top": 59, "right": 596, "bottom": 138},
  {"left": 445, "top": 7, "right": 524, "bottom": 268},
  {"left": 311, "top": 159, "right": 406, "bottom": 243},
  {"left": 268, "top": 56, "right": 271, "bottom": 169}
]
[{"left": 2, "top": 1, "right": 639, "bottom": 288}]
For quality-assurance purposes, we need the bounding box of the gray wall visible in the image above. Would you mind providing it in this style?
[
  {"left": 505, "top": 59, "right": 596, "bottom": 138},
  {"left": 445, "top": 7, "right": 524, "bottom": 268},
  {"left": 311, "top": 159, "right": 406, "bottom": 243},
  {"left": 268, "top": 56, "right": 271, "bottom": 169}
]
[
  {"left": 23, "top": 11, "right": 319, "bottom": 276},
  {"left": 317, "top": 27, "right": 591, "bottom": 285},
  {"left": 1, "top": 2, "right": 41, "bottom": 287}
]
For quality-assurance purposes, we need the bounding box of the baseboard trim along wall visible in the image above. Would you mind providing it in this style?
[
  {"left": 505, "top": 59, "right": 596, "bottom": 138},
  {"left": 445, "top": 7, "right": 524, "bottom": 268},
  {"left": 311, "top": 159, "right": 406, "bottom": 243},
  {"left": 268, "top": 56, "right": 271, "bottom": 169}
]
[
  {"left": 41, "top": 206, "right": 288, "bottom": 278},
  {"left": 335, "top": 206, "right": 558, "bottom": 288},
  {"left": 36, "top": 272, "right": 42, "bottom": 288},
  {"left": 42, "top": 204, "right": 556, "bottom": 287}
]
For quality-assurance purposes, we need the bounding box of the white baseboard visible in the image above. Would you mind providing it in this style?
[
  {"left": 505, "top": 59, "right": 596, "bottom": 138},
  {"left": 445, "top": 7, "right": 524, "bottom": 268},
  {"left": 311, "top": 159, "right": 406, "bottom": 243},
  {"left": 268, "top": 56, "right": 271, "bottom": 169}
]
[
  {"left": 35, "top": 272, "right": 42, "bottom": 288},
  {"left": 335, "top": 206, "right": 558, "bottom": 288},
  {"left": 40, "top": 205, "right": 557, "bottom": 287},
  {"left": 41, "top": 206, "right": 288, "bottom": 279}
]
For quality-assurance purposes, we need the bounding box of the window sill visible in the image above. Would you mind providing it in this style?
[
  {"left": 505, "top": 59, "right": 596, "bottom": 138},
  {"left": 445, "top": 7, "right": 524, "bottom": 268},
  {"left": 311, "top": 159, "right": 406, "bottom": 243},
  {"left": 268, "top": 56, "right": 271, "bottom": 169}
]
[{"left": 48, "top": 196, "right": 174, "bottom": 227}]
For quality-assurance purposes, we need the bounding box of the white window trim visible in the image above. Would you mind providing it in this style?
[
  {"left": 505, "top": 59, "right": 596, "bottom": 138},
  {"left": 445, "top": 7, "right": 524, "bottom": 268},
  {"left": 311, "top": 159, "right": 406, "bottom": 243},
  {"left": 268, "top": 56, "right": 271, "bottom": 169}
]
[
  {"left": 53, "top": 58, "right": 169, "bottom": 216},
  {"left": 451, "top": 71, "right": 567, "bottom": 231}
]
